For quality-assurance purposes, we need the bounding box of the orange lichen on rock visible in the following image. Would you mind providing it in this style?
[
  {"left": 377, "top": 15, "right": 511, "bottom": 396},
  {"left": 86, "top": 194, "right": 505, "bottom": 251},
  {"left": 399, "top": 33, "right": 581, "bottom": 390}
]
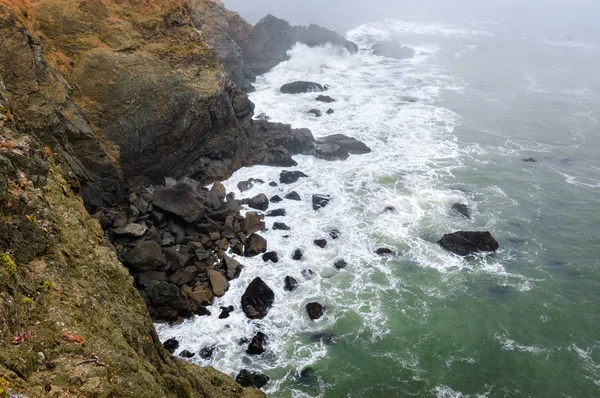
[{"left": 61, "top": 330, "right": 85, "bottom": 344}]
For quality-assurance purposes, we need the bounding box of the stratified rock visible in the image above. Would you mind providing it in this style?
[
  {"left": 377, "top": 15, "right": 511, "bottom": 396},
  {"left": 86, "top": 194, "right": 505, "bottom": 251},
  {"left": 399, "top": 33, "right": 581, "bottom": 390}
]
[
  {"left": 314, "top": 239, "right": 327, "bottom": 248},
  {"left": 266, "top": 209, "right": 286, "bottom": 217},
  {"left": 125, "top": 240, "right": 167, "bottom": 271},
  {"left": 292, "top": 249, "right": 303, "bottom": 260},
  {"left": 438, "top": 231, "right": 499, "bottom": 256},
  {"left": 281, "top": 81, "right": 328, "bottom": 94},
  {"left": 247, "top": 193, "right": 269, "bottom": 211},
  {"left": 316, "top": 95, "right": 335, "bottom": 103},
  {"left": 163, "top": 338, "right": 179, "bottom": 354},
  {"left": 262, "top": 251, "right": 279, "bottom": 263},
  {"left": 236, "top": 369, "right": 270, "bottom": 389},
  {"left": 244, "top": 234, "right": 268, "bottom": 257},
  {"left": 375, "top": 248, "right": 394, "bottom": 255},
  {"left": 285, "top": 191, "right": 301, "bottom": 201},
  {"left": 372, "top": 41, "right": 416, "bottom": 59},
  {"left": 246, "top": 332, "right": 267, "bottom": 355},
  {"left": 273, "top": 222, "right": 291, "bottom": 231},
  {"left": 309, "top": 109, "right": 322, "bottom": 117},
  {"left": 152, "top": 183, "right": 205, "bottom": 224},
  {"left": 333, "top": 259, "right": 347, "bottom": 269},
  {"left": 452, "top": 203, "right": 471, "bottom": 219},
  {"left": 241, "top": 277, "right": 275, "bottom": 319},
  {"left": 209, "top": 270, "right": 229, "bottom": 297},
  {"left": 280, "top": 170, "right": 308, "bottom": 184},
  {"left": 312, "top": 194, "right": 331, "bottom": 210},
  {"left": 306, "top": 302, "right": 324, "bottom": 320},
  {"left": 284, "top": 276, "right": 298, "bottom": 291},
  {"left": 113, "top": 223, "right": 147, "bottom": 238}
]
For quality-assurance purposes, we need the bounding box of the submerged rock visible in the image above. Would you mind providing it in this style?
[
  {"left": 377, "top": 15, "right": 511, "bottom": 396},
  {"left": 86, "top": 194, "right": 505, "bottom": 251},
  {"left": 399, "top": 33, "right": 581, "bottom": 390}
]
[
  {"left": 309, "top": 109, "right": 322, "bottom": 117},
  {"left": 372, "top": 41, "right": 416, "bottom": 59},
  {"left": 452, "top": 203, "right": 471, "bottom": 219},
  {"left": 522, "top": 157, "right": 537, "bottom": 163},
  {"left": 316, "top": 95, "right": 335, "bottom": 103},
  {"left": 236, "top": 369, "right": 270, "bottom": 389},
  {"left": 241, "top": 277, "right": 275, "bottom": 319},
  {"left": 438, "top": 231, "right": 499, "bottom": 256},
  {"left": 273, "top": 222, "right": 291, "bottom": 231},
  {"left": 312, "top": 194, "right": 331, "bottom": 210},
  {"left": 334, "top": 259, "right": 348, "bottom": 269},
  {"left": 266, "top": 208, "right": 286, "bottom": 217},
  {"left": 375, "top": 248, "right": 394, "bottom": 255},
  {"left": 309, "top": 332, "right": 337, "bottom": 345}
]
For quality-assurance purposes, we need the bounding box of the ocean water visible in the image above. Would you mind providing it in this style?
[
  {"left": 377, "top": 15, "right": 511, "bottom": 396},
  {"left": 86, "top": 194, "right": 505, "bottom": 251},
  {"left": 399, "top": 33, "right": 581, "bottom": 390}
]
[{"left": 157, "top": 5, "right": 600, "bottom": 397}]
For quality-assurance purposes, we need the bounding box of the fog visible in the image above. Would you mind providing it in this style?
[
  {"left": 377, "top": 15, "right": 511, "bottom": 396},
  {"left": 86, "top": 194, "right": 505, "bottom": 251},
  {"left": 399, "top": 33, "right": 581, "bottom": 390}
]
[{"left": 224, "top": 0, "right": 600, "bottom": 41}]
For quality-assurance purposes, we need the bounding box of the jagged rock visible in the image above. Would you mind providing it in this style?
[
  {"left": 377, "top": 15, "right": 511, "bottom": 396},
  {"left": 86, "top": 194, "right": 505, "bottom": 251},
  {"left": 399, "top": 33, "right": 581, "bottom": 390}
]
[
  {"left": 334, "top": 259, "right": 347, "bottom": 269},
  {"left": 196, "top": 306, "right": 211, "bottom": 316},
  {"left": 280, "top": 170, "right": 308, "bottom": 184},
  {"left": 292, "top": 249, "right": 303, "bottom": 260},
  {"left": 262, "top": 251, "right": 279, "bottom": 263},
  {"left": 242, "top": 212, "right": 265, "bottom": 235},
  {"left": 246, "top": 332, "right": 267, "bottom": 355},
  {"left": 273, "top": 222, "right": 291, "bottom": 231},
  {"left": 113, "top": 223, "right": 148, "bottom": 238},
  {"left": 312, "top": 194, "right": 331, "bottom": 210},
  {"left": 163, "top": 338, "right": 179, "bottom": 354},
  {"left": 306, "top": 302, "right": 324, "bottom": 320},
  {"left": 266, "top": 208, "right": 286, "bottom": 217},
  {"left": 270, "top": 195, "right": 283, "bottom": 203},
  {"left": 222, "top": 255, "right": 244, "bottom": 280},
  {"left": 309, "top": 109, "right": 322, "bottom": 117},
  {"left": 245, "top": 120, "right": 314, "bottom": 168},
  {"left": 375, "top": 248, "right": 394, "bottom": 255},
  {"left": 209, "top": 270, "right": 229, "bottom": 297},
  {"left": 125, "top": 240, "right": 167, "bottom": 271},
  {"left": 438, "top": 231, "right": 499, "bottom": 256},
  {"left": 372, "top": 41, "right": 416, "bottom": 59},
  {"left": 313, "top": 134, "right": 371, "bottom": 161},
  {"left": 236, "top": 369, "right": 269, "bottom": 389},
  {"left": 284, "top": 276, "right": 298, "bottom": 291},
  {"left": 241, "top": 277, "right": 275, "bottom": 319},
  {"left": 219, "top": 305, "right": 235, "bottom": 319},
  {"left": 316, "top": 95, "right": 335, "bottom": 103},
  {"left": 314, "top": 239, "right": 327, "bottom": 248},
  {"left": 452, "top": 203, "right": 471, "bottom": 219},
  {"left": 244, "top": 234, "right": 267, "bottom": 257},
  {"left": 179, "top": 350, "right": 195, "bottom": 358},
  {"left": 151, "top": 183, "right": 205, "bottom": 224},
  {"left": 248, "top": 193, "right": 269, "bottom": 211},
  {"left": 285, "top": 191, "right": 301, "bottom": 201}
]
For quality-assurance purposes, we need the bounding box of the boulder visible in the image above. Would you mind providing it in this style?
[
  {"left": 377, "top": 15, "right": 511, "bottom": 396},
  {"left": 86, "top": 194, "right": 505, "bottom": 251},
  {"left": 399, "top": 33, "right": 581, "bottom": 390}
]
[
  {"left": 236, "top": 369, "right": 269, "bottom": 389},
  {"left": 248, "top": 193, "right": 269, "bottom": 211},
  {"left": 284, "top": 276, "right": 298, "bottom": 291},
  {"left": 280, "top": 170, "right": 308, "bottom": 184},
  {"left": 313, "top": 134, "right": 371, "bottom": 161},
  {"left": 244, "top": 234, "right": 268, "bottom": 257},
  {"left": 326, "top": 108, "right": 334, "bottom": 114},
  {"left": 281, "top": 81, "right": 327, "bottom": 94},
  {"left": 221, "top": 255, "right": 244, "bottom": 280},
  {"left": 211, "top": 181, "right": 227, "bottom": 200},
  {"left": 522, "top": 157, "right": 537, "bottom": 163},
  {"left": 372, "top": 41, "right": 416, "bottom": 59},
  {"left": 292, "top": 249, "right": 303, "bottom": 260},
  {"left": 314, "top": 239, "right": 327, "bottom": 248},
  {"left": 312, "top": 194, "right": 331, "bottom": 210},
  {"left": 333, "top": 259, "right": 347, "bottom": 269},
  {"left": 375, "top": 248, "right": 394, "bottom": 255},
  {"left": 438, "top": 231, "right": 499, "bottom": 256},
  {"left": 242, "top": 212, "right": 265, "bottom": 235},
  {"left": 241, "top": 277, "right": 275, "bottom": 319},
  {"left": 137, "top": 271, "right": 167, "bottom": 289},
  {"left": 163, "top": 338, "right": 179, "bottom": 354},
  {"left": 316, "top": 95, "right": 335, "bottom": 103},
  {"left": 218, "top": 305, "right": 234, "bottom": 319},
  {"left": 179, "top": 350, "right": 195, "bottom": 358},
  {"left": 270, "top": 195, "right": 283, "bottom": 203},
  {"left": 147, "top": 282, "right": 195, "bottom": 320},
  {"left": 266, "top": 208, "right": 286, "bottom": 217},
  {"left": 256, "top": 112, "right": 271, "bottom": 121},
  {"left": 209, "top": 270, "right": 229, "bottom": 297},
  {"left": 306, "top": 302, "right": 324, "bottom": 320},
  {"left": 125, "top": 240, "right": 167, "bottom": 271},
  {"left": 309, "top": 109, "right": 322, "bottom": 117},
  {"left": 285, "top": 191, "right": 301, "bottom": 201},
  {"left": 273, "top": 222, "right": 291, "bottom": 231},
  {"left": 451, "top": 203, "right": 471, "bottom": 219},
  {"left": 168, "top": 269, "right": 196, "bottom": 286},
  {"left": 269, "top": 181, "right": 278, "bottom": 187},
  {"left": 186, "top": 285, "right": 214, "bottom": 306},
  {"left": 246, "top": 332, "right": 267, "bottom": 355},
  {"left": 262, "top": 251, "right": 279, "bottom": 263},
  {"left": 237, "top": 180, "right": 254, "bottom": 192},
  {"left": 151, "top": 183, "right": 205, "bottom": 224},
  {"left": 199, "top": 346, "right": 215, "bottom": 359},
  {"left": 113, "top": 223, "right": 147, "bottom": 238}
]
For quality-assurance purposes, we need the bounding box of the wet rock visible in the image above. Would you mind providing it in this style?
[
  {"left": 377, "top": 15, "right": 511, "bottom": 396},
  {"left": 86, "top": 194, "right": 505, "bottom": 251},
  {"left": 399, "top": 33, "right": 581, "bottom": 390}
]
[
  {"left": 306, "top": 302, "right": 324, "bottom": 320},
  {"left": 163, "top": 338, "right": 179, "bottom": 354},
  {"left": 375, "top": 247, "right": 394, "bottom": 255},
  {"left": 438, "top": 231, "right": 499, "bottom": 256},
  {"left": 301, "top": 269, "right": 314, "bottom": 280},
  {"left": 269, "top": 181, "right": 278, "bottom": 187},
  {"left": 316, "top": 95, "right": 335, "bottom": 103},
  {"left": 309, "top": 109, "right": 322, "bottom": 117},
  {"left": 334, "top": 259, "right": 348, "bottom": 269},
  {"left": 113, "top": 223, "right": 147, "bottom": 238},
  {"left": 262, "top": 251, "right": 279, "bottom": 263},
  {"left": 237, "top": 180, "right": 254, "bottom": 192},
  {"left": 284, "top": 276, "right": 298, "bottom": 291},
  {"left": 309, "top": 332, "right": 336, "bottom": 345},
  {"left": 452, "top": 203, "right": 471, "bottom": 219},
  {"left": 196, "top": 306, "right": 211, "bottom": 316},
  {"left": 179, "top": 350, "right": 195, "bottom": 358},
  {"left": 313, "top": 134, "right": 371, "bottom": 161},
  {"left": 384, "top": 206, "right": 395, "bottom": 213},
  {"left": 281, "top": 81, "right": 327, "bottom": 94},
  {"left": 244, "top": 233, "right": 268, "bottom": 257},
  {"left": 266, "top": 208, "right": 286, "bottom": 217},
  {"left": 125, "top": 240, "right": 167, "bottom": 271},
  {"left": 199, "top": 346, "right": 215, "bottom": 359},
  {"left": 312, "top": 194, "right": 331, "bottom": 210},
  {"left": 292, "top": 249, "right": 303, "bottom": 260},
  {"left": 241, "top": 277, "right": 275, "bottom": 319},
  {"left": 209, "top": 270, "right": 229, "bottom": 297},
  {"left": 326, "top": 108, "right": 334, "bottom": 114},
  {"left": 221, "top": 255, "right": 244, "bottom": 280},
  {"left": 280, "top": 170, "right": 308, "bottom": 184},
  {"left": 246, "top": 332, "right": 267, "bottom": 355},
  {"left": 298, "top": 367, "right": 318, "bottom": 384},
  {"left": 236, "top": 369, "right": 269, "bottom": 389},
  {"left": 329, "top": 229, "right": 340, "bottom": 239},
  {"left": 273, "top": 222, "right": 291, "bottom": 231},
  {"left": 372, "top": 41, "right": 416, "bottom": 59},
  {"left": 270, "top": 195, "right": 283, "bottom": 203},
  {"left": 522, "top": 157, "right": 537, "bottom": 163},
  {"left": 314, "top": 239, "right": 327, "bottom": 248},
  {"left": 256, "top": 112, "right": 271, "bottom": 121},
  {"left": 285, "top": 191, "right": 301, "bottom": 201},
  {"left": 219, "top": 305, "right": 234, "bottom": 319},
  {"left": 248, "top": 193, "right": 269, "bottom": 211},
  {"left": 152, "top": 183, "right": 205, "bottom": 223}
]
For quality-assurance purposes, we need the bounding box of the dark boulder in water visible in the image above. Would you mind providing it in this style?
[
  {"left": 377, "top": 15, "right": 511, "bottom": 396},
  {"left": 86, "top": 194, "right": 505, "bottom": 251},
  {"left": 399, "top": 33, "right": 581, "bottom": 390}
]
[
  {"left": 452, "top": 203, "right": 471, "bottom": 219},
  {"left": 375, "top": 247, "right": 394, "bottom": 255},
  {"left": 329, "top": 229, "right": 340, "bottom": 239},
  {"left": 438, "top": 231, "right": 499, "bottom": 256},
  {"left": 301, "top": 269, "right": 315, "bottom": 280},
  {"left": 334, "top": 259, "right": 348, "bottom": 269},
  {"left": 241, "top": 277, "right": 275, "bottom": 319},
  {"left": 312, "top": 194, "right": 331, "bottom": 210},
  {"left": 247, "top": 193, "right": 269, "bottom": 211},
  {"left": 262, "top": 251, "right": 279, "bottom": 263},
  {"left": 314, "top": 239, "right": 327, "bottom": 248},
  {"left": 266, "top": 208, "right": 286, "bottom": 217},
  {"left": 309, "top": 109, "right": 322, "bottom": 117},
  {"left": 269, "top": 181, "right": 278, "bottom": 187},
  {"left": 236, "top": 369, "right": 269, "bottom": 389},
  {"left": 237, "top": 180, "right": 254, "bottom": 192},
  {"left": 326, "top": 108, "right": 334, "bottom": 114},
  {"left": 246, "top": 332, "right": 267, "bottom": 355},
  {"left": 285, "top": 191, "right": 302, "bottom": 201},
  {"left": 316, "top": 95, "right": 335, "bottom": 103},
  {"left": 281, "top": 81, "right": 327, "bottom": 94},
  {"left": 280, "top": 170, "right": 308, "bottom": 184},
  {"left": 244, "top": 233, "right": 268, "bottom": 257},
  {"left": 306, "top": 302, "right": 325, "bottom": 320},
  {"left": 270, "top": 195, "right": 283, "bottom": 203},
  {"left": 522, "top": 157, "right": 537, "bottom": 163},
  {"left": 312, "top": 134, "right": 371, "bottom": 161},
  {"left": 199, "top": 346, "right": 215, "bottom": 359},
  {"left": 218, "top": 305, "right": 234, "bottom": 319},
  {"left": 372, "top": 41, "right": 416, "bottom": 59},
  {"left": 163, "top": 338, "right": 179, "bottom": 354},
  {"left": 273, "top": 222, "right": 291, "bottom": 231},
  {"left": 179, "top": 350, "right": 195, "bottom": 358},
  {"left": 309, "top": 332, "right": 337, "bottom": 345},
  {"left": 292, "top": 248, "right": 303, "bottom": 260},
  {"left": 284, "top": 276, "right": 299, "bottom": 291}
]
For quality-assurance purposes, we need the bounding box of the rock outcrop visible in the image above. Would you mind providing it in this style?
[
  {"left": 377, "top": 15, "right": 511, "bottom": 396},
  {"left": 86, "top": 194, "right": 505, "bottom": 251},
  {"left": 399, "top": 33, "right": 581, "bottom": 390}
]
[{"left": 372, "top": 41, "right": 416, "bottom": 59}]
